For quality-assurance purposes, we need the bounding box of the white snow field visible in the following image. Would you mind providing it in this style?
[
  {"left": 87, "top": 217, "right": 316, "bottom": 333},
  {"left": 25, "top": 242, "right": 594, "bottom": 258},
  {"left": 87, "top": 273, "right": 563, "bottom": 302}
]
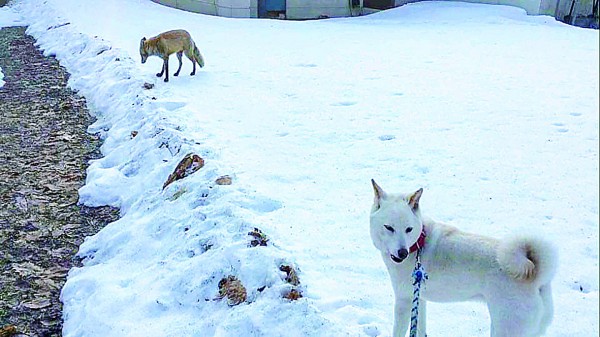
[{"left": 3, "top": 0, "right": 599, "bottom": 336}]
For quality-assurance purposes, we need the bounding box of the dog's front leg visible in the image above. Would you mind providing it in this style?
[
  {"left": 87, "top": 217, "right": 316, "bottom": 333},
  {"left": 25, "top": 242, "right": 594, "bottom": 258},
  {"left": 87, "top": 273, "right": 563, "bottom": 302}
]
[
  {"left": 416, "top": 300, "right": 427, "bottom": 337},
  {"left": 393, "top": 297, "right": 412, "bottom": 337}
]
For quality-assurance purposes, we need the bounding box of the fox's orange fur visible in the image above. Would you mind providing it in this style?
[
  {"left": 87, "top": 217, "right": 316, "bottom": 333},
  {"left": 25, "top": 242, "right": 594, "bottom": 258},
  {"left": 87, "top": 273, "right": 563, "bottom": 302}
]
[{"left": 140, "top": 29, "right": 204, "bottom": 82}]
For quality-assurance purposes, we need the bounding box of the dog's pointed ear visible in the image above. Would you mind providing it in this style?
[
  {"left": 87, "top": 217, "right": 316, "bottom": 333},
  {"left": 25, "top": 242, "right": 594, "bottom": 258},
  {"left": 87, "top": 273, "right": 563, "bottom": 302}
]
[
  {"left": 371, "top": 179, "right": 386, "bottom": 209},
  {"left": 408, "top": 188, "right": 423, "bottom": 212}
]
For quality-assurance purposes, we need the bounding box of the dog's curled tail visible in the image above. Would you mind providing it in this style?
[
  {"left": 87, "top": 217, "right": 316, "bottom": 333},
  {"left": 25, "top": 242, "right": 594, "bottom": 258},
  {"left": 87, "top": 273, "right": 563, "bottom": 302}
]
[{"left": 497, "top": 236, "right": 558, "bottom": 285}]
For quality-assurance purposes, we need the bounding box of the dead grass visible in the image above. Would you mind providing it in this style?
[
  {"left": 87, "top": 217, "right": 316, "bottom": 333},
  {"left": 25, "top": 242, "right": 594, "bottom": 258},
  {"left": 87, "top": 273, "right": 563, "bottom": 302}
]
[{"left": 0, "top": 27, "right": 119, "bottom": 336}]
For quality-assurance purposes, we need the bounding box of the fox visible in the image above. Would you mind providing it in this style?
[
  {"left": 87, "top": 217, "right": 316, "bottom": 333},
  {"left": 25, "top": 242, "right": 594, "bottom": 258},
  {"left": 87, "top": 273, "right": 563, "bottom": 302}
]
[{"left": 139, "top": 29, "right": 205, "bottom": 82}]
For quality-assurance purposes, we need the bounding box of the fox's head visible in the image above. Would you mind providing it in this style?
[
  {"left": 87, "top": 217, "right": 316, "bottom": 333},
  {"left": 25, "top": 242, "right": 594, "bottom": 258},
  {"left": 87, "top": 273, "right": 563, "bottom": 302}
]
[
  {"left": 369, "top": 180, "right": 424, "bottom": 264},
  {"left": 139, "top": 37, "right": 148, "bottom": 64}
]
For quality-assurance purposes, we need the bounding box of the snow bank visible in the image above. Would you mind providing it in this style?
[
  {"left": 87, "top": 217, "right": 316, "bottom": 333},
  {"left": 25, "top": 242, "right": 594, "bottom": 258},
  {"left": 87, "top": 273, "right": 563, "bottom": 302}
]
[
  {"left": 11, "top": 1, "right": 346, "bottom": 336},
  {"left": 0, "top": 6, "right": 24, "bottom": 28}
]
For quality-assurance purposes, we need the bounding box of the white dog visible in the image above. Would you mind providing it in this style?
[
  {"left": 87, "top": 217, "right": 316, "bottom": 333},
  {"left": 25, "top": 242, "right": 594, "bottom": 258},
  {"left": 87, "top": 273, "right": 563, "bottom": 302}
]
[{"left": 369, "top": 180, "right": 558, "bottom": 337}]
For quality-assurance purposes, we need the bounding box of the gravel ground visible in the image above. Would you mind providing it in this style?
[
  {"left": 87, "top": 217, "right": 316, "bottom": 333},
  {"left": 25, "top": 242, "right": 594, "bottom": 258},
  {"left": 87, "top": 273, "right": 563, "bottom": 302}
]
[{"left": 0, "top": 26, "right": 119, "bottom": 337}]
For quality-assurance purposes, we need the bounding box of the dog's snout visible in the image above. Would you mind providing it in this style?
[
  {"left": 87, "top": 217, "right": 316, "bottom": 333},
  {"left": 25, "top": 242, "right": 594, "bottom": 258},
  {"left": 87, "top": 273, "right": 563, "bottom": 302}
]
[
  {"left": 398, "top": 249, "right": 408, "bottom": 260},
  {"left": 390, "top": 248, "right": 409, "bottom": 263}
]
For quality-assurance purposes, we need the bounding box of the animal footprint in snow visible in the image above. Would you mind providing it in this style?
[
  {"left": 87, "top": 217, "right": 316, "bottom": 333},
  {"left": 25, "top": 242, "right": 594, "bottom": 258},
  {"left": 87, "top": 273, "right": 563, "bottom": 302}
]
[
  {"left": 552, "top": 122, "right": 569, "bottom": 133},
  {"left": 378, "top": 134, "right": 395, "bottom": 141},
  {"left": 331, "top": 101, "right": 357, "bottom": 106}
]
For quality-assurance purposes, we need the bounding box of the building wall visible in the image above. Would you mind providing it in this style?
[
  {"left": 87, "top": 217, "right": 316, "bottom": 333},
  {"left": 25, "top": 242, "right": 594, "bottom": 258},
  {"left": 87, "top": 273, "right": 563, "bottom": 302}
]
[
  {"left": 152, "top": 0, "right": 596, "bottom": 23},
  {"left": 286, "top": 0, "right": 352, "bottom": 18},
  {"left": 152, "top": 0, "right": 355, "bottom": 18},
  {"left": 393, "top": 0, "right": 556, "bottom": 14},
  {"left": 151, "top": 0, "right": 258, "bottom": 18},
  {"left": 554, "top": 0, "right": 596, "bottom": 20}
]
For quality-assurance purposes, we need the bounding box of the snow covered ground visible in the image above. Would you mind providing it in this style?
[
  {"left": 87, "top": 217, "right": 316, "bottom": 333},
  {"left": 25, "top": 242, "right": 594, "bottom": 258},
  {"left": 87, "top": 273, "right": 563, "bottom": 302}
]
[{"left": 2, "top": 0, "right": 599, "bottom": 336}]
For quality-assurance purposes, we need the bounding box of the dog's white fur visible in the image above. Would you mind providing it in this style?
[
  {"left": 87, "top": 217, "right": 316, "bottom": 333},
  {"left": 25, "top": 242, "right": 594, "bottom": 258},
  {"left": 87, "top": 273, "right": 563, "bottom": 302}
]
[{"left": 369, "top": 180, "right": 558, "bottom": 337}]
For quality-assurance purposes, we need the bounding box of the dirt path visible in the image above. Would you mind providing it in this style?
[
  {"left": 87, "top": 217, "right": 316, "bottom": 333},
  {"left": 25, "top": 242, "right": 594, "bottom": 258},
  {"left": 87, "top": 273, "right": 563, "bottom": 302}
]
[{"left": 0, "top": 27, "right": 119, "bottom": 337}]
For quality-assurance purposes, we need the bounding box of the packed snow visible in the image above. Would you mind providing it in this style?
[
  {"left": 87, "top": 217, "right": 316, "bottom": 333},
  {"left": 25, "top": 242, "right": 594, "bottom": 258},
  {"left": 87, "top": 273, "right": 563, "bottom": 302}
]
[{"left": 3, "top": 0, "right": 599, "bottom": 336}]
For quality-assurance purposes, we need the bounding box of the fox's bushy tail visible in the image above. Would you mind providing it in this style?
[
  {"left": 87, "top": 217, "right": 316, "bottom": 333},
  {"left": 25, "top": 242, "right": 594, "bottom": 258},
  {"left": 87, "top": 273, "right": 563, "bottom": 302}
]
[
  {"left": 497, "top": 236, "right": 558, "bottom": 285},
  {"left": 191, "top": 41, "right": 204, "bottom": 68}
]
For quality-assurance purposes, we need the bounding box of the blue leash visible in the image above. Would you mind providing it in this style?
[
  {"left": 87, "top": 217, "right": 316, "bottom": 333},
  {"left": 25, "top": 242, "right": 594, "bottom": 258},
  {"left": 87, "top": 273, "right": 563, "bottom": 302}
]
[{"left": 409, "top": 249, "right": 427, "bottom": 337}]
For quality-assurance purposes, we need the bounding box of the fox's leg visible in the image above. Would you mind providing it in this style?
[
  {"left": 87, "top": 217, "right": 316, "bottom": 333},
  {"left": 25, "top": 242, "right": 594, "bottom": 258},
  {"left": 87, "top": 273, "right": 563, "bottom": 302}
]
[
  {"left": 183, "top": 49, "right": 196, "bottom": 76},
  {"left": 174, "top": 51, "right": 183, "bottom": 76},
  {"left": 156, "top": 60, "right": 165, "bottom": 78},
  {"left": 163, "top": 58, "right": 169, "bottom": 82}
]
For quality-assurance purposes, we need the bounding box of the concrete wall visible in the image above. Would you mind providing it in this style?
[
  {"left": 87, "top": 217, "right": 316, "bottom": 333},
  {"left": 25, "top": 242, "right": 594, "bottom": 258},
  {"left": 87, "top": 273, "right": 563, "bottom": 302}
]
[
  {"left": 286, "top": 0, "right": 352, "bottom": 18},
  {"left": 391, "top": 0, "right": 597, "bottom": 18},
  {"left": 153, "top": 0, "right": 597, "bottom": 24},
  {"left": 152, "top": 0, "right": 258, "bottom": 18},
  {"left": 392, "top": 0, "right": 557, "bottom": 14},
  {"left": 555, "top": 0, "right": 597, "bottom": 21},
  {"left": 152, "top": 0, "right": 356, "bottom": 18}
]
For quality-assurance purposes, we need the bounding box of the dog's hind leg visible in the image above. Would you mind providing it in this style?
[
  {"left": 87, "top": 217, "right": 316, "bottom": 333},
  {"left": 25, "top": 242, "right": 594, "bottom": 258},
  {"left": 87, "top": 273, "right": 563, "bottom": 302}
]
[
  {"left": 393, "top": 297, "right": 412, "bottom": 337},
  {"left": 488, "top": 294, "right": 543, "bottom": 337},
  {"left": 535, "top": 284, "right": 554, "bottom": 336}
]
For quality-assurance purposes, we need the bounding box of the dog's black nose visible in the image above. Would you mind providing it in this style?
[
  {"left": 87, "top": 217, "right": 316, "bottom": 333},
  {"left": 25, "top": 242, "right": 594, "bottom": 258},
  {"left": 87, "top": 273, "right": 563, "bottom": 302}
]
[{"left": 398, "top": 249, "right": 408, "bottom": 260}]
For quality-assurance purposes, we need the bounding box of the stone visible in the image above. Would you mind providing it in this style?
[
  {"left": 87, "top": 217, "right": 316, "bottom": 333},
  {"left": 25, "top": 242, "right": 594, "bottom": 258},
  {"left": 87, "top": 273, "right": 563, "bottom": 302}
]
[
  {"left": 162, "top": 153, "right": 204, "bottom": 189},
  {"left": 215, "top": 175, "right": 232, "bottom": 185},
  {"left": 217, "top": 276, "right": 247, "bottom": 306}
]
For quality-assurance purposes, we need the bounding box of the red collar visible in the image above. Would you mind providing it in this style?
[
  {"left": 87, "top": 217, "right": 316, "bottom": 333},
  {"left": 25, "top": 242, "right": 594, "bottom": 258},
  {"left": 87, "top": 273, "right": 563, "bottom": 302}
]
[{"left": 409, "top": 229, "right": 426, "bottom": 254}]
